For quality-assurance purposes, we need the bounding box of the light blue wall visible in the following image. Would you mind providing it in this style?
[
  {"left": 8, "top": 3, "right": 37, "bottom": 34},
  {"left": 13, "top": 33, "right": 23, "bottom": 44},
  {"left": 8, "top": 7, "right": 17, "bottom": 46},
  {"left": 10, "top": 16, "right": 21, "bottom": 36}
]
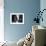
[
  {"left": 4, "top": 0, "right": 40, "bottom": 42},
  {"left": 40, "top": 0, "right": 46, "bottom": 27}
]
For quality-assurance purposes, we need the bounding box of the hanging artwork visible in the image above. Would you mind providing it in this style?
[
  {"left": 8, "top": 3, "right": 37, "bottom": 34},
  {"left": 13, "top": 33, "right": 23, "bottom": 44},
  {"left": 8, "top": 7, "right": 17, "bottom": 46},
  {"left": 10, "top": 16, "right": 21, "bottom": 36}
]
[{"left": 10, "top": 13, "right": 24, "bottom": 24}]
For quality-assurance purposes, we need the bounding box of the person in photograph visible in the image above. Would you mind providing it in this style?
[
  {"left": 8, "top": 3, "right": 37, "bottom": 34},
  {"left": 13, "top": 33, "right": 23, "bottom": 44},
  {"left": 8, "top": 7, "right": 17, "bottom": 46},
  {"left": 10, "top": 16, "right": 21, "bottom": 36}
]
[
  {"left": 12, "top": 15, "right": 17, "bottom": 22},
  {"left": 18, "top": 15, "right": 23, "bottom": 22}
]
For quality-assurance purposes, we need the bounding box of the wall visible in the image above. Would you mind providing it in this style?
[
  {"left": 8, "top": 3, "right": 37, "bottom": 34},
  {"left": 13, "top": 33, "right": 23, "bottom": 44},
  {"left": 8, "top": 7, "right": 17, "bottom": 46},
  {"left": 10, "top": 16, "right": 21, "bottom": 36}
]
[
  {"left": 40, "top": 0, "right": 46, "bottom": 27},
  {"left": 4, "top": 0, "right": 40, "bottom": 42}
]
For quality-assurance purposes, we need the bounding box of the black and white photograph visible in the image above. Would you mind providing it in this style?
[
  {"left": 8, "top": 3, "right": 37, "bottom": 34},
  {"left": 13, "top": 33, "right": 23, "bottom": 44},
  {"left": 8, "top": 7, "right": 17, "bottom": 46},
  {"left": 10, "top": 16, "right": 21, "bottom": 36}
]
[{"left": 10, "top": 13, "right": 24, "bottom": 24}]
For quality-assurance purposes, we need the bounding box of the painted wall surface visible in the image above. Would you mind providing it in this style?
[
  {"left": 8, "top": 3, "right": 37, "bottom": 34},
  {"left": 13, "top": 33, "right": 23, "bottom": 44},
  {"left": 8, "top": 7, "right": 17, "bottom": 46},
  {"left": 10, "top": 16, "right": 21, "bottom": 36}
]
[
  {"left": 4, "top": 0, "right": 40, "bottom": 42},
  {"left": 40, "top": 0, "right": 46, "bottom": 27}
]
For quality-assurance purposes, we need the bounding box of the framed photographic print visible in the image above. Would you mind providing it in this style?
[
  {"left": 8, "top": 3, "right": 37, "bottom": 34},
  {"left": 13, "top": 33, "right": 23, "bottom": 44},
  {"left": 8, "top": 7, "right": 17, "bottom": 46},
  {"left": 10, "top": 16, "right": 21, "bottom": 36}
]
[{"left": 10, "top": 13, "right": 24, "bottom": 24}]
